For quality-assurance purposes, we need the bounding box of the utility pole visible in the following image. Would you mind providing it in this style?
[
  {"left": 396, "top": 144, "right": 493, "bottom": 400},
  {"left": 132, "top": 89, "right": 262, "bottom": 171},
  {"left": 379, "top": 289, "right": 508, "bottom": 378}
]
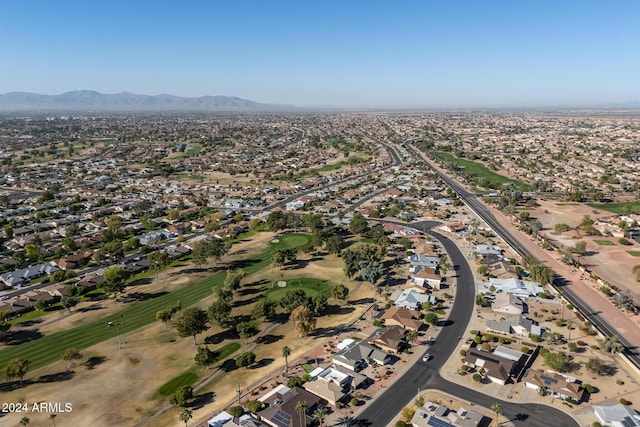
[{"left": 236, "top": 382, "right": 242, "bottom": 404}]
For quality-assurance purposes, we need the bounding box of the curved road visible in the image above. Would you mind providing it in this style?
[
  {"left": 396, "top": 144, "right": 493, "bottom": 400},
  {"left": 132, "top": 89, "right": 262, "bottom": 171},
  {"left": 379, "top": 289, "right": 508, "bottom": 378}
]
[
  {"left": 404, "top": 142, "right": 640, "bottom": 371},
  {"left": 356, "top": 221, "right": 578, "bottom": 427}
]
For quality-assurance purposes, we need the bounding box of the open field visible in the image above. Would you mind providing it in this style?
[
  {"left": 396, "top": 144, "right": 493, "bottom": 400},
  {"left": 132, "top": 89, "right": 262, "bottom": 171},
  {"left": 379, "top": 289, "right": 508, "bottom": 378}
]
[
  {"left": 0, "top": 233, "right": 310, "bottom": 373},
  {"left": 0, "top": 231, "right": 369, "bottom": 427},
  {"left": 433, "top": 151, "right": 532, "bottom": 191}
]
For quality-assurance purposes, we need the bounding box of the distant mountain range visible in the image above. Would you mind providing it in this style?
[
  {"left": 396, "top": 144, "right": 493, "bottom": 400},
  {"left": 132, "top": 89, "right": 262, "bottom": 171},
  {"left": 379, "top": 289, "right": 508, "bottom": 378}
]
[{"left": 0, "top": 90, "right": 292, "bottom": 111}]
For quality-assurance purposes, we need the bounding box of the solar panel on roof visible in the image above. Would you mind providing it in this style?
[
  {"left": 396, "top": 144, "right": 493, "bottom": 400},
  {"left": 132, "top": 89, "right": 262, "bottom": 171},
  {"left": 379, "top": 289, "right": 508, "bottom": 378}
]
[
  {"left": 540, "top": 374, "right": 558, "bottom": 385},
  {"left": 428, "top": 417, "right": 455, "bottom": 427},
  {"left": 271, "top": 410, "right": 291, "bottom": 427}
]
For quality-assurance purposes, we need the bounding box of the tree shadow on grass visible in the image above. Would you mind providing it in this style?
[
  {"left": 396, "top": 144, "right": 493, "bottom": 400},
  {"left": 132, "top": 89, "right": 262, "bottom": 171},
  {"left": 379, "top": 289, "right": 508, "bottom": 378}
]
[
  {"left": 124, "top": 291, "right": 169, "bottom": 302},
  {"left": 324, "top": 304, "right": 355, "bottom": 316},
  {"left": 233, "top": 296, "right": 261, "bottom": 308},
  {"left": 128, "top": 277, "right": 153, "bottom": 286},
  {"left": 36, "top": 370, "right": 75, "bottom": 383},
  {"left": 258, "top": 334, "right": 284, "bottom": 345},
  {"left": 348, "top": 297, "right": 375, "bottom": 305},
  {"left": 1, "top": 328, "right": 44, "bottom": 345},
  {"left": 253, "top": 358, "right": 274, "bottom": 369},
  {"left": 228, "top": 258, "right": 260, "bottom": 270},
  {"left": 205, "top": 329, "right": 237, "bottom": 345},
  {"left": 85, "top": 355, "right": 107, "bottom": 370},
  {"left": 190, "top": 391, "right": 215, "bottom": 410},
  {"left": 314, "top": 324, "right": 349, "bottom": 338}
]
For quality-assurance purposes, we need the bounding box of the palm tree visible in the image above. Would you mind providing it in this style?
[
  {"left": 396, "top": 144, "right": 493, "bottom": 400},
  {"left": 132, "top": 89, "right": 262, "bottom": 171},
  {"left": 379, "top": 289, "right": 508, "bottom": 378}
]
[
  {"left": 490, "top": 403, "right": 502, "bottom": 427},
  {"left": 282, "top": 346, "right": 291, "bottom": 376},
  {"left": 406, "top": 330, "right": 419, "bottom": 346},
  {"left": 19, "top": 417, "right": 30, "bottom": 426},
  {"left": 49, "top": 414, "right": 57, "bottom": 427},
  {"left": 295, "top": 400, "right": 309, "bottom": 427},
  {"left": 598, "top": 335, "right": 624, "bottom": 354},
  {"left": 313, "top": 407, "right": 327, "bottom": 427},
  {"left": 179, "top": 408, "right": 193, "bottom": 427}
]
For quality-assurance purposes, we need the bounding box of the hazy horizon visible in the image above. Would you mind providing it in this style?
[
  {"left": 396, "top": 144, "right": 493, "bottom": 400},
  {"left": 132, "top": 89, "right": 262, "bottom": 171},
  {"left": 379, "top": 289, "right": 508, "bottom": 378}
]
[{"left": 1, "top": 1, "right": 639, "bottom": 108}]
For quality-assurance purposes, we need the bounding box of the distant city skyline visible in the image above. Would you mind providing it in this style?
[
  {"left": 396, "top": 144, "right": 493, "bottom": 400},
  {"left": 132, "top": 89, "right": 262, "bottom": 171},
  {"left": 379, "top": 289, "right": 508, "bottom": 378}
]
[{"left": 1, "top": 1, "right": 638, "bottom": 108}]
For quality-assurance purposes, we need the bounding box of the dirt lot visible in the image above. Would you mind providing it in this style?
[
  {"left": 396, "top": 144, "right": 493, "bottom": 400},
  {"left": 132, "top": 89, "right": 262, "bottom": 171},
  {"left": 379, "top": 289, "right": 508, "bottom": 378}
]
[{"left": 531, "top": 200, "right": 640, "bottom": 297}]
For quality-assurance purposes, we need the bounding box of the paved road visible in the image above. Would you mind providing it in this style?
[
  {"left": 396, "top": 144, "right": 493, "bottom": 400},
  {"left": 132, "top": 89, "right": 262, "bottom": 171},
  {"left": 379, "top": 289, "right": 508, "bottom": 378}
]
[
  {"left": 356, "top": 221, "right": 578, "bottom": 427},
  {"left": 404, "top": 142, "right": 640, "bottom": 371}
]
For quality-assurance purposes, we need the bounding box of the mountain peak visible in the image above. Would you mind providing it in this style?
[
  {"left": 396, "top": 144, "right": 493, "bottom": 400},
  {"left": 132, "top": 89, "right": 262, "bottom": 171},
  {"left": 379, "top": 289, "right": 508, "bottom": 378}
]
[{"left": 0, "top": 90, "right": 291, "bottom": 111}]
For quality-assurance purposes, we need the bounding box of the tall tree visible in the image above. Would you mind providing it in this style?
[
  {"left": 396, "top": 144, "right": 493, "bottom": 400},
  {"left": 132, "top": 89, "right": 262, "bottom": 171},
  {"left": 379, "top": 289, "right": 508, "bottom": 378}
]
[
  {"left": 102, "top": 267, "right": 132, "bottom": 300},
  {"left": 360, "top": 260, "right": 384, "bottom": 287},
  {"left": 208, "top": 299, "right": 232, "bottom": 328},
  {"left": 282, "top": 346, "right": 291, "bottom": 376},
  {"left": 295, "top": 400, "right": 309, "bottom": 427},
  {"left": 175, "top": 308, "right": 209, "bottom": 345},
  {"left": 5, "top": 358, "right": 30, "bottom": 386},
  {"left": 195, "top": 346, "right": 217, "bottom": 370},
  {"left": 490, "top": 403, "right": 502, "bottom": 427},
  {"left": 179, "top": 408, "right": 193, "bottom": 427},
  {"left": 332, "top": 284, "right": 349, "bottom": 303},
  {"left": 349, "top": 213, "right": 369, "bottom": 235},
  {"left": 598, "top": 335, "right": 624, "bottom": 354},
  {"left": 290, "top": 306, "right": 316, "bottom": 337},
  {"left": 61, "top": 348, "right": 82, "bottom": 371}
]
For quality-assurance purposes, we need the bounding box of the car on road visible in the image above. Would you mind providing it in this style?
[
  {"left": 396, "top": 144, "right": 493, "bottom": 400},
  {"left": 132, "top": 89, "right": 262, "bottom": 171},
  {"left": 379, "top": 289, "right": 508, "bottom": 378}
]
[{"left": 422, "top": 353, "right": 432, "bottom": 362}]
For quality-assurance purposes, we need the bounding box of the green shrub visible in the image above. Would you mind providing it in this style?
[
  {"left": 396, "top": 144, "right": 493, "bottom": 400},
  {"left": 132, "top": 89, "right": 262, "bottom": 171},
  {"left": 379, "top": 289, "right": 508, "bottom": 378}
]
[
  {"left": 619, "top": 398, "right": 630, "bottom": 405},
  {"left": 521, "top": 346, "right": 531, "bottom": 354},
  {"left": 351, "top": 398, "right": 361, "bottom": 406},
  {"left": 472, "top": 373, "right": 482, "bottom": 382},
  {"left": 583, "top": 384, "right": 596, "bottom": 394}
]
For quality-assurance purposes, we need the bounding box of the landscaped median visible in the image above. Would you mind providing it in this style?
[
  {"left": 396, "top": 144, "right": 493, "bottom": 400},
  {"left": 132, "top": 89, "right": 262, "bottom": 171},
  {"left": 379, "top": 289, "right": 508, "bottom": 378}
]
[{"left": 0, "top": 233, "right": 311, "bottom": 373}]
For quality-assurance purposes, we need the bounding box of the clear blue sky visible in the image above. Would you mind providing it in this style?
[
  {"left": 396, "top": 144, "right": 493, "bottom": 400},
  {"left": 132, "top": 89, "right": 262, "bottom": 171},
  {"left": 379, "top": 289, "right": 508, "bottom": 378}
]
[{"left": 1, "top": 1, "right": 638, "bottom": 108}]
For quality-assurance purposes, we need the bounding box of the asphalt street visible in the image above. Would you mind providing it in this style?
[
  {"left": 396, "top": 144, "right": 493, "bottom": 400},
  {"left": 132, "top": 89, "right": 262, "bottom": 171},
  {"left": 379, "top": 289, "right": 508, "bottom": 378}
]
[{"left": 356, "top": 222, "right": 578, "bottom": 427}]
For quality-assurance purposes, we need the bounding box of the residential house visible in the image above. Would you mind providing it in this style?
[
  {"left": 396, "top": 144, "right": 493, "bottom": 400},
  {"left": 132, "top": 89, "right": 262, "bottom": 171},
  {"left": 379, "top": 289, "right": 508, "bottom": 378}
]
[
  {"left": 207, "top": 411, "right": 265, "bottom": 427},
  {"left": 411, "top": 401, "right": 485, "bottom": 427},
  {"left": 522, "top": 369, "right": 585, "bottom": 401},
  {"left": 303, "top": 367, "right": 351, "bottom": 405},
  {"left": 332, "top": 339, "right": 390, "bottom": 371},
  {"left": 474, "top": 245, "right": 503, "bottom": 256},
  {"left": 411, "top": 268, "right": 443, "bottom": 290},
  {"left": 381, "top": 306, "right": 423, "bottom": 331},
  {"left": 593, "top": 403, "right": 640, "bottom": 427},
  {"left": 487, "top": 278, "right": 544, "bottom": 297},
  {"left": 54, "top": 251, "right": 94, "bottom": 270},
  {"left": 258, "top": 385, "right": 323, "bottom": 427},
  {"left": 367, "top": 325, "right": 406, "bottom": 353},
  {"left": 486, "top": 315, "right": 542, "bottom": 338},
  {"left": 0, "top": 262, "right": 60, "bottom": 288},
  {"left": 463, "top": 347, "right": 521, "bottom": 385},
  {"left": 391, "top": 288, "right": 437, "bottom": 310},
  {"left": 491, "top": 293, "right": 526, "bottom": 315},
  {"left": 407, "top": 254, "right": 439, "bottom": 270}
]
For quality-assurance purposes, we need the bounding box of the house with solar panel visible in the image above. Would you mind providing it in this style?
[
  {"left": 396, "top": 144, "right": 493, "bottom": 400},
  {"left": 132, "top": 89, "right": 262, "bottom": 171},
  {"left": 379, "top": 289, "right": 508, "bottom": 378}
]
[
  {"left": 411, "top": 401, "right": 486, "bottom": 427},
  {"left": 521, "top": 369, "right": 585, "bottom": 401},
  {"left": 593, "top": 403, "right": 640, "bottom": 427},
  {"left": 257, "top": 384, "right": 324, "bottom": 427}
]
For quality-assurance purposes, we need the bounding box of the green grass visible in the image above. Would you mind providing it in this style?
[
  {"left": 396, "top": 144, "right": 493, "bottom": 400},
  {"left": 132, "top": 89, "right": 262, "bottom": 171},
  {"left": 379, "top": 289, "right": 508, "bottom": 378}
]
[
  {"left": 316, "top": 162, "right": 346, "bottom": 172},
  {"left": 0, "top": 233, "right": 309, "bottom": 373},
  {"left": 264, "top": 278, "right": 332, "bottom": 302},
  {"left": 587, "top": 201, "right": 640, "bottom": 215},
  {"left": 302, "top": 363, "right": 314, "bottom": 373},
  {"left": 628, "top": 251, "right": 640, "bottom": 257},
  {"left": 216, "top": 342, "right": 241, "bottom": 361},
  {"left": 7, "top": 305, "right": 63, "bottom": 326},
  {"left": 434, "top": 151, "right": 532, "bottom": 191},
  {"left": 159, "top": 372, "right": 199, "bottom": 396},
  {"left": 270, "top": 234, "right": 311, "bottom": 251},
  {"left": 157, "top": 342, "right": 239, "bottom": 396},
  {"left": 594, "top": 240, "right": 615, "bottom": 246}
]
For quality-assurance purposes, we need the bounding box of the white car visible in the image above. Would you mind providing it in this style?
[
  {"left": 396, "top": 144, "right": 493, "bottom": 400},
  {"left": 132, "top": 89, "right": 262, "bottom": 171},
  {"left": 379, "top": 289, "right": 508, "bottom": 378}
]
[{"left": 422, "top": 353, "right": 432, "bottom": 362}]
